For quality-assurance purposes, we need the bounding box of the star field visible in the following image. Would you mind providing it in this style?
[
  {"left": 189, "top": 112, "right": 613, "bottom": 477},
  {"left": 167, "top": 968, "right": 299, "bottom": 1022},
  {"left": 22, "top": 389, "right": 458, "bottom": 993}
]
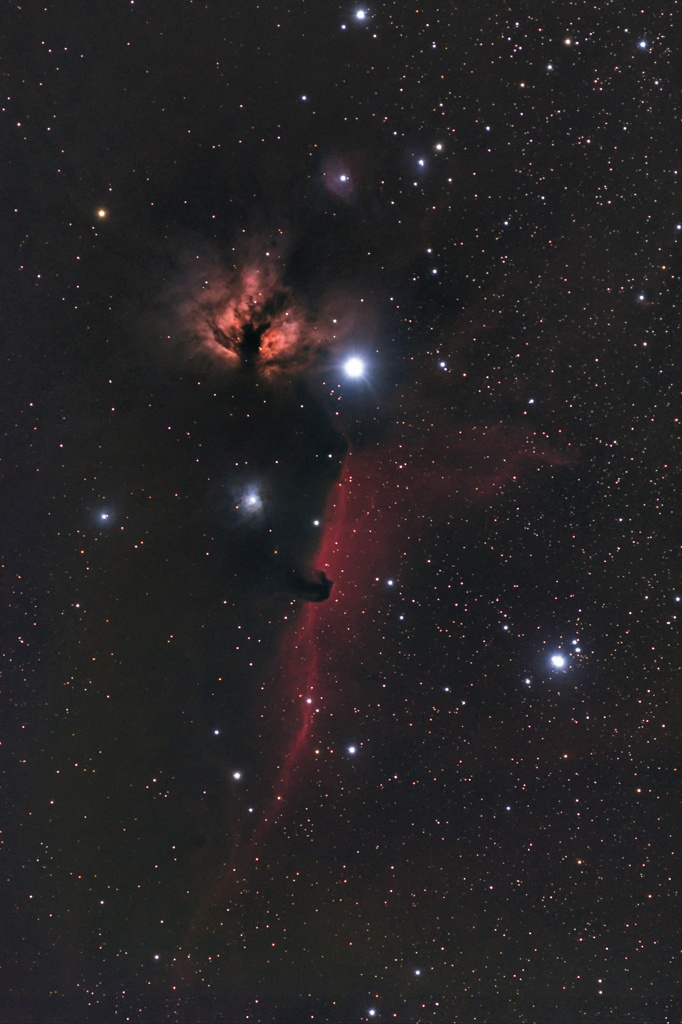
[{"left": 2, "top": 2, "right": 681, "bottom": 1023}]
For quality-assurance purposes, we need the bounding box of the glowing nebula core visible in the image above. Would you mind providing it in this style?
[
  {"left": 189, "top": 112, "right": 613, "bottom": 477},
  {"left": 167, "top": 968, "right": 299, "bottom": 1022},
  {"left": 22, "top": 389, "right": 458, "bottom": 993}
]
[{"left": 161, "top": 244, "right": 368, "bottom": 378}]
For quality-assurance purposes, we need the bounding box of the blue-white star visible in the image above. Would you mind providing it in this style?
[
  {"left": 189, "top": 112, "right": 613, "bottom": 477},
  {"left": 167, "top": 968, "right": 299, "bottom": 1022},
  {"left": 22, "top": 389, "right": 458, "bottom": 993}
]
[{"left": 344, "top": 356, "right": 365, "bottom": 378}]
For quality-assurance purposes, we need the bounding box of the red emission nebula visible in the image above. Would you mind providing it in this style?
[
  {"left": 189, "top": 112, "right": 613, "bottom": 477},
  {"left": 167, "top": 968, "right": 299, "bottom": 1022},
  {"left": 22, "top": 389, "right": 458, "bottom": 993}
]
[
  {"left": 186, "top": 434, "right": 573, "bottom": 951},
  {"left": 171, "top": 248, "right": 576, "bottom": 952},
  {"left": 162, "top": 242, "right": 374, "bottom": 377}
]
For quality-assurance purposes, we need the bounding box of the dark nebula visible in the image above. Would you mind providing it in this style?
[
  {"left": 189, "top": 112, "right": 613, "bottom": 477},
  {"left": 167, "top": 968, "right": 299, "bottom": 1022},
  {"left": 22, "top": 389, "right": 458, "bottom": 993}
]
[{"left": 286, "top": 568, "right": 334, "bottom": 602}]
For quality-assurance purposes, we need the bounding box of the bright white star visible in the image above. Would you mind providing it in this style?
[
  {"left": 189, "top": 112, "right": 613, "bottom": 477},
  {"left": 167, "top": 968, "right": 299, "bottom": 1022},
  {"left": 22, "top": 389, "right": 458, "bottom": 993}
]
[
  {"left": 239, "top": 488, "right": 263, "bottom": 514},
  {"left": 344, "top": 356, "right": 365, "bottom": 378},
  {"left": 551, "top": 654, "right": 567, "bottom": 668}
]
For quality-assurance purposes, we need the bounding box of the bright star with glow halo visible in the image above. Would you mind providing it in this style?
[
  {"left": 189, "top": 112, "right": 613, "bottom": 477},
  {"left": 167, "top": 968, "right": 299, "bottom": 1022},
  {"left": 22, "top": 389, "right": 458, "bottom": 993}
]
[
  {"left": 344, "top": 356, "right": 365, "bottom": 378},
  {"left": 240, "top": 487, "right": 263, "bottom": 513}
]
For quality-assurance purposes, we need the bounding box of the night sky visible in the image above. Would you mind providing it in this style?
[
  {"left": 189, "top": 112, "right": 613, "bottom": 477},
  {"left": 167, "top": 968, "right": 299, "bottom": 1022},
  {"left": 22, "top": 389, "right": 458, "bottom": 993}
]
[{"left": 3, "top": 3, "right": 681, "bottom": 1022}]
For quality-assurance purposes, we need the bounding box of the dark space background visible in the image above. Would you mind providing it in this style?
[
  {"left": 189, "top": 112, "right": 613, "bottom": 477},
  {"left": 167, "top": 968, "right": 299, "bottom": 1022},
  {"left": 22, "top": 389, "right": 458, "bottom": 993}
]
[{"left": 2, "top": 2, "right": 680, "bottom": 1022}]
